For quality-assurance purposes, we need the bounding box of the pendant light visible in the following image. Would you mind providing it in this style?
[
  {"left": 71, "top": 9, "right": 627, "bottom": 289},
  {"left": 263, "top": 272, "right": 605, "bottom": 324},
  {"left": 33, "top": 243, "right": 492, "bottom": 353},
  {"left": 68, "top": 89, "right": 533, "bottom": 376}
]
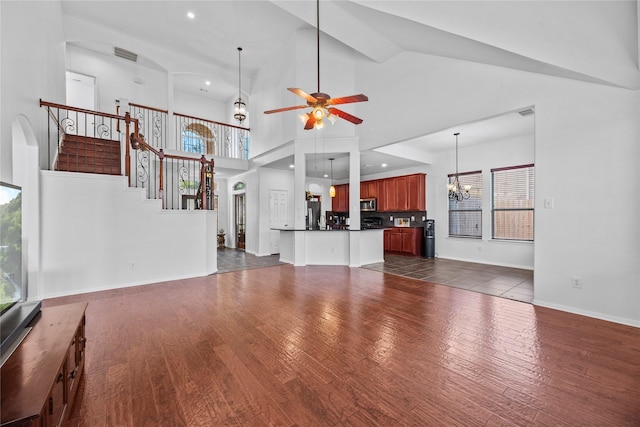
[
  {"left": 233, "top": 47, "right": 246, "bottom": 123},
  {"left": 329, "top": 158, "right": 336, "bottom": 198},
  {"left": 448, "top": 132, "right": 471, "bottom": 201}
]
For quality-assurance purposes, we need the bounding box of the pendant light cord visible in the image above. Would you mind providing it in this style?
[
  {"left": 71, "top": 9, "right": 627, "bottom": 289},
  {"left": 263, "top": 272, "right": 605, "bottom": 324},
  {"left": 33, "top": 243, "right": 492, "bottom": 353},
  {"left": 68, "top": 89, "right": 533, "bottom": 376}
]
[
  {"left": 317, "top": 0, "right": 320, "bottom": 93},
  {"left": 237, "top": 47, "right": 242, "bottom": 102}
]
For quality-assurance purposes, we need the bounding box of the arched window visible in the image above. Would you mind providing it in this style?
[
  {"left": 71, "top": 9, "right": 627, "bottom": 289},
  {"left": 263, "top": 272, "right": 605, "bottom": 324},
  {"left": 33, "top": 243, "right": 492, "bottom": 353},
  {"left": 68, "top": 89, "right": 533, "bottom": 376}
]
[
  {"left": 183, "top": 130, "right": 204, "bottom": 153},
  {"left": 233, "top": 181, "right": 246, "bottom": 191},
  {"left": 182, "top": 123, "right": 214, "bottom": 154}
]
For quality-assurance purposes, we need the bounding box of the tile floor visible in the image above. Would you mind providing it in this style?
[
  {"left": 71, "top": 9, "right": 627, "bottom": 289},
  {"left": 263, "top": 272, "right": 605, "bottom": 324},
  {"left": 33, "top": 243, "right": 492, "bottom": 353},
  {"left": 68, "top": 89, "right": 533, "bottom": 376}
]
[
  {"left": 217, "top": 250, "right": 534, "bottom": 304},
  {"left": 362, "top": 254, "right": 534, "bottom": 303},
  {"left": 216, "top": 248, "right": 284, "bottom": 273}
]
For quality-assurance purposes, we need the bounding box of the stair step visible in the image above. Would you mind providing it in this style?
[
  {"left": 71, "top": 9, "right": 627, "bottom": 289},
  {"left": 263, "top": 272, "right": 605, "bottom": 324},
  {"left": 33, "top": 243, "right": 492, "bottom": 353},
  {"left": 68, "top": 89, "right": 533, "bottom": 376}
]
[
  {"left": 56, "top": 154, "right": 121, "bottom": 175},
  {"left": 60, "top": 146, "right": 120, "bottom": 159},
  {"left": 57, "top": 153, "right": 119, "bottom": 165},
  {"left": 56, "top": 134, "right": 122, "bottom": 176},
  {"left": 63, "top": 134, "right": 120, "bottom": 146}
]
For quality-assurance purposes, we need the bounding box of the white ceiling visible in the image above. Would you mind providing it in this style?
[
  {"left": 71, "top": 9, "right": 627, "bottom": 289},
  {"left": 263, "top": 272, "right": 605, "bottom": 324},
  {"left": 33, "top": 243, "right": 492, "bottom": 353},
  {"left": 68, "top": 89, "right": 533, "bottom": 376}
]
[{"left": 58, "top": 1, "right": 631, "bottom": 178}]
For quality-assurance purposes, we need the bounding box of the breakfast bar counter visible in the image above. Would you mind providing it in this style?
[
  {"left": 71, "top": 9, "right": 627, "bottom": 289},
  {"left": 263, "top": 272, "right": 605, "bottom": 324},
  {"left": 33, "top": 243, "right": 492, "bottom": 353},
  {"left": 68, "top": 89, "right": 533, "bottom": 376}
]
[{"left": 272, "top": 228, "right": 384, "bottom": 267}]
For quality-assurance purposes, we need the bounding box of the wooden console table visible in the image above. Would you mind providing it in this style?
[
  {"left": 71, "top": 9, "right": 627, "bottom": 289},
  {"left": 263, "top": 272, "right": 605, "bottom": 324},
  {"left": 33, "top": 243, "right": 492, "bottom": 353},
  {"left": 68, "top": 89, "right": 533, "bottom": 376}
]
[{"left": 1, "top": 302, "right": 87, "bottom": 427}]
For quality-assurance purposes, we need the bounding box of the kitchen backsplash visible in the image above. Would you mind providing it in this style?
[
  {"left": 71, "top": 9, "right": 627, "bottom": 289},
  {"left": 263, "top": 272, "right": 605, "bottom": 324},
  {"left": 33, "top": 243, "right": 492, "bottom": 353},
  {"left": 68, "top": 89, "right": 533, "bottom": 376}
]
[{"left": 362, "top": 210, "right": 428, "bottom": 228}]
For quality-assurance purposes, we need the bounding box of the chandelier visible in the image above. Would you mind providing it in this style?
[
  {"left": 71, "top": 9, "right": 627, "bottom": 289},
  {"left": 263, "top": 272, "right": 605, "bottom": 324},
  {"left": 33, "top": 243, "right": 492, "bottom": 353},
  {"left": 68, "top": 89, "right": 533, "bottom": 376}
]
[
  {"left": 234, "top": 47, "right": 246, "bottom": 123},
  {"left": 448, "top": 132, "right": 471, "bottom": 201}
]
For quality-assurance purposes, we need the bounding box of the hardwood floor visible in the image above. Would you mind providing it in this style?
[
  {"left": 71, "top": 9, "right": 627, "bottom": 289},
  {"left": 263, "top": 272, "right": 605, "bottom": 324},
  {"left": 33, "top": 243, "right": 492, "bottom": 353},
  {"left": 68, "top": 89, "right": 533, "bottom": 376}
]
[{"left": 43, "top": 265, "right": 640, "bottom": 426}]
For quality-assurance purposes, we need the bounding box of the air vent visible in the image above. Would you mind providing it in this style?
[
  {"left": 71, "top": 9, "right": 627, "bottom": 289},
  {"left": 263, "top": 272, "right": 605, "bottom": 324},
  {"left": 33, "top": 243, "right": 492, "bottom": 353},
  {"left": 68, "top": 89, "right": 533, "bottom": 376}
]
[
  {"left": 114, "top": 47, "right": 138, "bottom": 62},
  {"left": 518, "top": 108, "right": 535, "bottom": 117}
]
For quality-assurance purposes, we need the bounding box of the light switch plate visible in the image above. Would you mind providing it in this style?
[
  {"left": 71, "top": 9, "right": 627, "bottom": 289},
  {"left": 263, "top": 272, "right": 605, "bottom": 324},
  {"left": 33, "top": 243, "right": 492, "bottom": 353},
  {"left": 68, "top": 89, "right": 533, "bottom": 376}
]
[{"left": 544, "top": 198, "right": 554, "bottom": 209}]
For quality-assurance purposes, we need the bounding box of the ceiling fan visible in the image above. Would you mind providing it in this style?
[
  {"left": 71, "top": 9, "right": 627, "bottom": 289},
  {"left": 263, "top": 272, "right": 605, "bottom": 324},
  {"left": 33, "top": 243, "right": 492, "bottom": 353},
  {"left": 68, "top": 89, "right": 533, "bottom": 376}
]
[{"left": 264, "top": 0, "right": 368, "bottom": 130}]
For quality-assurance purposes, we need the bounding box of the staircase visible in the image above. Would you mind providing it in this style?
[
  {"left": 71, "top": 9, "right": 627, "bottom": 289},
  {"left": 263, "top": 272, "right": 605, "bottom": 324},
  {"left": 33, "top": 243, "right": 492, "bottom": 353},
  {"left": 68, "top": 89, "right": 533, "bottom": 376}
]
[{"left": 55, "top": 134, "right": 121, "bottom": 175}]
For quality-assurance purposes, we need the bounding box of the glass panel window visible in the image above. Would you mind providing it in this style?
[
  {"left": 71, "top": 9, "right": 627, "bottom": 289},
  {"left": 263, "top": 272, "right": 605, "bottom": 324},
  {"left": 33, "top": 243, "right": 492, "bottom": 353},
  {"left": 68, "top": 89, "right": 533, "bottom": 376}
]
[
  {"left": 491, "top": 164, "right": 535, "bottom": 241},
  {"left": 183, "top": 130, "right": 204, "bottom": 153},
  {"left": 448, "top": 171, "right": 483, "bottom": 238}
]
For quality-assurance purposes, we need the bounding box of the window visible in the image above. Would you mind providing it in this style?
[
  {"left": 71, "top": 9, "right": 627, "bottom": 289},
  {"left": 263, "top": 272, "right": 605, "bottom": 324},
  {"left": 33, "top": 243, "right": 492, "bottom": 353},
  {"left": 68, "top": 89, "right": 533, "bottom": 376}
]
[
  {"left": 491, "top": 164, "right": 535, "bottom": 241},
  {"left": 182, "top": 130, "right": 204, "bottom": 153},
  {"left": 448, "top": 171, "right": 483, "bottom": 238}
]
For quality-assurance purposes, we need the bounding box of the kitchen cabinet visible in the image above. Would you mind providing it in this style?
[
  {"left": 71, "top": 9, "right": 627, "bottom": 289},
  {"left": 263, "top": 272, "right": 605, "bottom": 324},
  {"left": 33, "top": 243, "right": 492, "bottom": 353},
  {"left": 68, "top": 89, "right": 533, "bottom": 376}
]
[
  {"left": 339, "top": 173, "right": 425, "bottom": 213},
  {"left": 1, "top": 303, "right": 87, "bottom": 427},
  {"left": 395, "top": 176, "right": 409, "bottom": 211},
  {"left": 332, "top": 183, "right": 349, "bottom": 212},
  {"left": 381, "top": 179, "right": 395, "bottom": 212},
  {"left": 360, "top": 181, "right": 377, "bottom": 199},
  {"left": 376, "top": 180, "right": 386, "bottom": 211},
  {"left": 384, "top": 227, "right": 423, "bottom": 256},
  {"left": 407, "top": 174, "right": 426, "bottom": 211},
  {"left": 371, "top": 173, "right": 426, "bottom": 212}
]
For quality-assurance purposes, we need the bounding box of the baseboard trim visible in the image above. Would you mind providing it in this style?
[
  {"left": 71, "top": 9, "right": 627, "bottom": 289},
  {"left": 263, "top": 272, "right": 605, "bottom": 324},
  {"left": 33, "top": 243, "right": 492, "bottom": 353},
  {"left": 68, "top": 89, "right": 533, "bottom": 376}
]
[{"left": 533, "top": 299, "right": 640, "bottom": 328}]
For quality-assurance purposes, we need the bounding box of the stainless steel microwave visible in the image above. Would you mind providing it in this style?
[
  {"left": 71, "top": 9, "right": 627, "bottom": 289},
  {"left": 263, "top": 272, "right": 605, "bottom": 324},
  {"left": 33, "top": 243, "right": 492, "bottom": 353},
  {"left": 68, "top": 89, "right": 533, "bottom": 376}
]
[{"left": 360, "top": 198, "right": 377, "bottom": 211}]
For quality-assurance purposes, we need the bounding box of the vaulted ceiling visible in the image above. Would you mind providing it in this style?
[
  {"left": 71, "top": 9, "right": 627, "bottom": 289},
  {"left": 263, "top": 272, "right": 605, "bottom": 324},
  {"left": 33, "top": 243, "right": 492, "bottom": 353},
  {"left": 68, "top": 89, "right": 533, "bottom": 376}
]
[{"left": 60, "top": 1, "right": 638, "bottom": 177}]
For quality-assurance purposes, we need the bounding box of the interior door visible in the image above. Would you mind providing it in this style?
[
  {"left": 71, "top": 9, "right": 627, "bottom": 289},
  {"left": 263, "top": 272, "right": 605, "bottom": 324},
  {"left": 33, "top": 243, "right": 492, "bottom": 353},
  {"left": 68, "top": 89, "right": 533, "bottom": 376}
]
[
  {"left": 65, "top": 71, "right": 96, "bottom": 137},
  {"left": 234, "top": 193, "right": 246, "bottom": 250}
]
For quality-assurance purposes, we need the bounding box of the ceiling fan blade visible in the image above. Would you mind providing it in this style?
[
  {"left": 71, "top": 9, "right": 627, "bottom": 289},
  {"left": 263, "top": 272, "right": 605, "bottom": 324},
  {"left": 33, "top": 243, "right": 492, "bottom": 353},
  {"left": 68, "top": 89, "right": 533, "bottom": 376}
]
[
  {"left": 288, "top": 88, "right": 318, "bottom": 103},
  {"left": 328, "top": 108, "right": 363, "bottom": 125},
  {"left": 304, "top": 114, "right": 316, "bottom": 130},
  {"left": 264, "top": 105, "right": 308, "bottom": 114},
  {"left": 328, "top": 94, "right": 368, "bottom": 105}
]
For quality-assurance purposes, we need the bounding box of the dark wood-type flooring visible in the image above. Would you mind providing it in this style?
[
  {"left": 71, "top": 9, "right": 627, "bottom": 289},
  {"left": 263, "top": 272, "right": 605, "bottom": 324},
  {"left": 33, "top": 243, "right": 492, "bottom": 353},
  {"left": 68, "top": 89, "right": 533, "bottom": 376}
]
[
  {"left": 43, "top": 265, "right": 639, "bottom": 426},
  {"left": 363, "top": 255, "right": 534, "bottom": 303}
]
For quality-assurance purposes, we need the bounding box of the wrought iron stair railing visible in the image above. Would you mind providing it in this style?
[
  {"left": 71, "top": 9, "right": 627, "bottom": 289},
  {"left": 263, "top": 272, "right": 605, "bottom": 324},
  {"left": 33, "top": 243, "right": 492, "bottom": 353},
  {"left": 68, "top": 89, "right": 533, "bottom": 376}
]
[{"left": 40, "top": 100, "right": 215, "bottom": 210}]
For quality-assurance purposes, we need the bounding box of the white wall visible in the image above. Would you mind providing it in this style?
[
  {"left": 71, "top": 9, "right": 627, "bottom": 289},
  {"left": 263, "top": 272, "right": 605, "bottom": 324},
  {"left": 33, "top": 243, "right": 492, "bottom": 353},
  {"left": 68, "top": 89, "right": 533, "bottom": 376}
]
[
  {"left": 358, "top": 51, "right": 639, "bottom": 326},
  {"left": 426, "top": 133, "right": 535, "bottom": 269},
  {"left": 173, "top": 90, "right": 227, "bottom": 123},
  {"left": 66, "top": 44, "right": 169, "bottom": 113},
  {"left": 0, "top": 1, "right": 66, "bottom": 182},
  {"left": 39, "top": 172, "right": 217, "bottom": 299},
  {"left": 257, "top": 167, "right": 295, "bottom": 256}
]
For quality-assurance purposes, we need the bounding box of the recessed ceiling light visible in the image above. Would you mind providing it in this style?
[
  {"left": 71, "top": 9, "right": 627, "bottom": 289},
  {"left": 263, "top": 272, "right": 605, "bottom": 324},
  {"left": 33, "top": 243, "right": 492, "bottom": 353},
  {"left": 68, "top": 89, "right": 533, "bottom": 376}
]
[
  {"left": 381, "top": 163, "right": 388, "bottom": 168},
  {"left": 205, "top": 81, "right": 211, "bottom": 86},
  {"left": 289, "top": 164, "right": 295, "bottom": 169},
  {"left": 187, "top": 11, "right": 195, "bottom": 19},
  {"left": 323, "top": 174, "right": 328, "bottom": 178}
]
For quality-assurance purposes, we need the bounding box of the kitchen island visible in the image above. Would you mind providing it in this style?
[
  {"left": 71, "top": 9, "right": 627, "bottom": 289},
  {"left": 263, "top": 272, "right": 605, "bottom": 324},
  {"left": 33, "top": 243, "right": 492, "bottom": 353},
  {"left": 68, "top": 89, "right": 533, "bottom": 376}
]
[{"left": 273, "top": 228, "right": 384, "bottom": 267}]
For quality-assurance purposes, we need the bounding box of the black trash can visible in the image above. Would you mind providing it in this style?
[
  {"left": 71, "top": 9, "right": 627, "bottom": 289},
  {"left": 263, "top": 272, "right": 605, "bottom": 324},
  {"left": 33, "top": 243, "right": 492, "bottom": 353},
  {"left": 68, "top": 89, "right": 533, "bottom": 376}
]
[{"left": 423, "top": 219, "right": 435, "bottom": 258}]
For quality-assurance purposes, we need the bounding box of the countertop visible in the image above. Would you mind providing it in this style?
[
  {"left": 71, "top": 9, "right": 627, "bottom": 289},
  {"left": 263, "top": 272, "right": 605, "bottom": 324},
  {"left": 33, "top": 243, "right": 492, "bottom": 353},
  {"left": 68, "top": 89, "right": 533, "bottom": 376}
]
[{"left": 271, "top": 227, "right": 387, "bottom": 232}]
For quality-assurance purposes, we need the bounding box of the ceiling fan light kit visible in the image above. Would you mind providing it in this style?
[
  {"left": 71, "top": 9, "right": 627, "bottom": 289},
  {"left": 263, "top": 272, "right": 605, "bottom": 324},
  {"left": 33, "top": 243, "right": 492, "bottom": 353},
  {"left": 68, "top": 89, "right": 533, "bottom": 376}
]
[{"left": 264, "top": 0, "right": 368, "bottom": 130}]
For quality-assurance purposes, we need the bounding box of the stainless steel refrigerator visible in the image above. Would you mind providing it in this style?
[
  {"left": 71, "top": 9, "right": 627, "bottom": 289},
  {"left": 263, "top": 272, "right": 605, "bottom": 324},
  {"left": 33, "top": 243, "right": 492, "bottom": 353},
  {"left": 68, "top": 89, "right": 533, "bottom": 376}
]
[{"left": 306, "top": 200, "right": 321, "bottom": 230}]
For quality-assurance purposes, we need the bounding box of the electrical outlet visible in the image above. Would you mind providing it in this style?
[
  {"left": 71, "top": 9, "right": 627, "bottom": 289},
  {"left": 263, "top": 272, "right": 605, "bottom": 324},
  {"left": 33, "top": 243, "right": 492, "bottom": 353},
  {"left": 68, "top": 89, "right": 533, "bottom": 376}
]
[
  {"left": 571, "top": 277, "right": 582, "bottom": 289},
  {"left": 411, "top": 216, "right": 415, "bottom": 221},
  {"left": 129, "top": 262, "right": 135, "bottom": 270},
  {"left": 422, "top": 216, "right": 426, "bottom": 221},
  {"left": 389, "top": 216, "right": 393, "bottom": 221},
  {"left": 544, "top": 198, "right": 554, "bottom": 209}
]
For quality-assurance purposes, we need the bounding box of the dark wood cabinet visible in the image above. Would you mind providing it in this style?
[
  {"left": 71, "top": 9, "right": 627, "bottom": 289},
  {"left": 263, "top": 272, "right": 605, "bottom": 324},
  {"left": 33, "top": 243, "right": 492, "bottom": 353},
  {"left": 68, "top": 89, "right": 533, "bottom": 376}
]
[
  {"left": 382, "top": 179, "right": 395, "bottom": 212},
  {"left": 337, "top": 173, "right": 425, "bottom": 213},
  {"left": 1, "top": 303, "right": 87, "bottom": 427},
  {"left": 395, "top": 176, "right": 409, "bottom": 211},
  {"left": 384, "top": 227, "right": 423, "bottom": 256},
  {"left": 376, "top": 180, "right": 386, "bottom": 210},
  {"left": 365, "top": 173, "right": 425, "bottom": 212},
  {"left": 360, "top": 181, "right": 377, "bottom": 199},
  {"left": 406, "top": 174, "right": 426, "bottom": 211},
  {"left": 332, "top": 184, "right": 349, "bottom": 212}
]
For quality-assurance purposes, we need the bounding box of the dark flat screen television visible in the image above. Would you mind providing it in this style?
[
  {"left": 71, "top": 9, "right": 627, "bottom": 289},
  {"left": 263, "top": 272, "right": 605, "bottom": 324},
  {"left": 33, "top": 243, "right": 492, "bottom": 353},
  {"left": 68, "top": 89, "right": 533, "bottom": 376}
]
[{"left": 0, "top": 181, "right": 41, "bottom": 363}]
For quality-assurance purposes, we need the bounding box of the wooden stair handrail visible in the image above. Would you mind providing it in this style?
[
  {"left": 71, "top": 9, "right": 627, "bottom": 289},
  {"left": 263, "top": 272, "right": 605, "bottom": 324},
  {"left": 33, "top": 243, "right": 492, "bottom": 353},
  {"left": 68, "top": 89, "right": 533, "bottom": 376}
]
[
  {"left": 40, "top": 99, "right": 125, "bottom": 121},
  {"left": 174, "top": 111, "right": 250, "bottom": 131}
]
